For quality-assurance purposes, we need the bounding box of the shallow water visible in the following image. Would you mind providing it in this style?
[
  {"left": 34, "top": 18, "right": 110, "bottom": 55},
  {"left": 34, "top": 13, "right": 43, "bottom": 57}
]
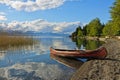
[{"left": 0, "top": 36, "right": 103, "bottom": 80}]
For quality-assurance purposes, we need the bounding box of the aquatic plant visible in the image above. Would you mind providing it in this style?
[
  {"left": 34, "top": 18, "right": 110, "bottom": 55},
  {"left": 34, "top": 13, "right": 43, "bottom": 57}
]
[{"left": 0, "top": 35, "right": 36, "bottom": 50}]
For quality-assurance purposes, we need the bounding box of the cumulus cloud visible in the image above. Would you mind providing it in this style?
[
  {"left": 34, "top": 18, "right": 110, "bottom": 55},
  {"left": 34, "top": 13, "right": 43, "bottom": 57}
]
[
  {"left": 0, "top": 62, "right": 74, "bottom": 80},
  {"left": 0, "top": 15, "right": 7, "bottom": 21},
  {"left": 0, "top": 12, "right": 7, "bottom": 21},
  {"left": 0, "top": 0, "right": 66, "bottom": 12},
  {"left": 0, "top": 19, "right": 81, "bottom": 34}
]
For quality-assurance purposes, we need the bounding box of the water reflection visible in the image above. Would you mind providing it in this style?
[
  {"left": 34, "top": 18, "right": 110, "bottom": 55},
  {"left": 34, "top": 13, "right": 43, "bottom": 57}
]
[
  {"left": 0, "top": 37, "right": 104, "bottom": 80},
  {"left": 71, "top": 38, "right": 104, "bottom": 50},
  {"left": 0, "top": 62, "right": 74, "bottom": 80},
  {"left": 0, "top": 37, "right": 77, "bottom": 80},
  {"left": 0, "top": 51, "right": 6, "bottom": 60},
  {"left": 50, "top": 54, "right": 84, "bottom": 69}
]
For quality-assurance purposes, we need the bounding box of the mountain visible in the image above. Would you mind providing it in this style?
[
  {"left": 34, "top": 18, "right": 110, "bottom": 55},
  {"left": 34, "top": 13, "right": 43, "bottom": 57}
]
[
  {"left": 23, "top": 32, "right": 69, "bottom": 37},
  {"left": 0, "top": 19, "right": 82, "bottom": 35}
]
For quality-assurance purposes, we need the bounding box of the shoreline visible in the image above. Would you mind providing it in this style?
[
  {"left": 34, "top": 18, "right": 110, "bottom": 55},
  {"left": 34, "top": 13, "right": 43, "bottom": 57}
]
[
  {"left": 70, "top": 36, "right": 120, "bottom": 42},
  {"left": 71, "top": 39, "right": 120, "bottom": 80}
]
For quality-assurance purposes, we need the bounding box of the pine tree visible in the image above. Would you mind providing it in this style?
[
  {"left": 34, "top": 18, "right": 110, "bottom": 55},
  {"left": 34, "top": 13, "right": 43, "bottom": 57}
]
[
  {"left": 110, "top": 0, "right": 120, "bottom": 35},
  {"left": 71, "top": 26, "right": 83, "bottom": 38},
  {"left": 102, "top": 21, "right": 113, "bottom": 36},
  {"left": 86, "top": 18, "right": 103, "bottom": 36},
  {"left": 76, "top": 26, "right": 84, "bottom": 37}
]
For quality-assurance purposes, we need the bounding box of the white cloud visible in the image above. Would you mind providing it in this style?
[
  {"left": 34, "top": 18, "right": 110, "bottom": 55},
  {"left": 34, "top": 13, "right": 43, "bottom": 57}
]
[
  {"left": 0, "top": 19, "right": 81, "bottom": 34},
  {"left": 0, "top": 15, "right": 7, "bottom": 21},
  {"left": 0, "top": 12, "right": 7, "bottom": 21},
  {"left": 0, "top": 62, "right": 74, "bottom": 80},
  {"left": 0, "top": 0, "right": 65, "bottom": 12}
]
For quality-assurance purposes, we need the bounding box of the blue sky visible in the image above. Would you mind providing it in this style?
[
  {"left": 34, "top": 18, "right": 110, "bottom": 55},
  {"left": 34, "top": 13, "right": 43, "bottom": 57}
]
[{"left": 0, "top": 0, "right": 114, "bottom": 33}]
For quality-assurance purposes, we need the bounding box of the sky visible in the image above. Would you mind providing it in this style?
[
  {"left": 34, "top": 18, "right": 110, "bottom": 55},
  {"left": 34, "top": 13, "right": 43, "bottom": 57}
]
[{"left": 0, "top": 0, "right": 114, "bottom": 34}]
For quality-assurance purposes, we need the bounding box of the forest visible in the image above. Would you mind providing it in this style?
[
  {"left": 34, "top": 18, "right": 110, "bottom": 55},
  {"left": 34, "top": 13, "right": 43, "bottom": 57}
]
[{"left": 71, "top": 0, "right": 120, "bottom": 38}]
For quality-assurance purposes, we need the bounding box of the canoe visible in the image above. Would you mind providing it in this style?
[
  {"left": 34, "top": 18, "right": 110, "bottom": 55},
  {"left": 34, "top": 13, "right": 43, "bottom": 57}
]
[
  {"left": 50, "top": 54, "right": 84, "bottom": 69},
  {"left": 50, "top": 47, "right": 107, "bottom": 59}
]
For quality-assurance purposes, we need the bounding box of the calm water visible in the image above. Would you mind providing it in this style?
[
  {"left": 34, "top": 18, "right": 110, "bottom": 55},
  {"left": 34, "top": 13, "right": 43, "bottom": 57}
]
[{"left": 0, "top": 36, "right": 104, "bottom": 80}]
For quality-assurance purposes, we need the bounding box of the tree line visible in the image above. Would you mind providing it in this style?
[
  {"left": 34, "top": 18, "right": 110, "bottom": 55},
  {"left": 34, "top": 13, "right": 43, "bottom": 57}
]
[{"left": 71, "top": 0, "right": 120, "bottom": 38}]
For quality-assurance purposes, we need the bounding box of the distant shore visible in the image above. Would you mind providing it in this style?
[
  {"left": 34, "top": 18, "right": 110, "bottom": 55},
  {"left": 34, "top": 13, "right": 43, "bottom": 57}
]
[
  {"left": 71, "top": 39, "right": 120, "bottom": 80},
  {"left": 70, "top": 36, "right": 120, "bottom": 41}
]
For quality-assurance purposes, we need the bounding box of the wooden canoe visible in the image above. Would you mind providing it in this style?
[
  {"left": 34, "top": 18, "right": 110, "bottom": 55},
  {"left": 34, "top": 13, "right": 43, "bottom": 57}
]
[{"left": 50, "top": 47, "right": 107, "bottom": 59}]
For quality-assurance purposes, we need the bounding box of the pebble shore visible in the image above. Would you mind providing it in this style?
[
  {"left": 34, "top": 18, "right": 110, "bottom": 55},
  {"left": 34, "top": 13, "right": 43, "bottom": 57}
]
[{"left": 71, "top": 39, "right": 120, "bottom": 80}]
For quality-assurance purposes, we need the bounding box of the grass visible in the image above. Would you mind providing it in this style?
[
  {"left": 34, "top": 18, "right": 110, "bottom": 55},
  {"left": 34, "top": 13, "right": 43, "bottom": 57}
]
[{"left": 0, "top": 35, "right": 36, "bottom": 50}]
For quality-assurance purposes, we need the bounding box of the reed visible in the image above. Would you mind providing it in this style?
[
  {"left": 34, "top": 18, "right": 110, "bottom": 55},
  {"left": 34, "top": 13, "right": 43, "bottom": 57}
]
[{"left": 0, "top": 35, "right": 36, "bottom": 50}]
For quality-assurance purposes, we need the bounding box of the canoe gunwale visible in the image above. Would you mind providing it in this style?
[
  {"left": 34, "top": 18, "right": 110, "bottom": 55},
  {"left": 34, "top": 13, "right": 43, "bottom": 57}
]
[{"left": 50, "top": 47, "right": 107, "bottom": 59}]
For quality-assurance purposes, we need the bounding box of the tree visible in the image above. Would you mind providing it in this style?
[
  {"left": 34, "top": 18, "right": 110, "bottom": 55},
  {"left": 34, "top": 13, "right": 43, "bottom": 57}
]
[
  {"left": 102, "top": 21, "right": 113, "bottom": 36},
  {"left": 86, "top": 18, "right": 103, "bottom": 36},
  {"left": 71, "top": 26, "right": 83, "bottom": 38},
  {"left": 110, "top": 0, "right": 120, "bottom": 35},
  {"left": 76, "top": 26, "right": 84, "bottom": 37},
  {"left": 71, "top": 32, "right": 77, "bottom": 38},
  {"left": 83, "top": 25, "right": 87, "bottom": 36}
]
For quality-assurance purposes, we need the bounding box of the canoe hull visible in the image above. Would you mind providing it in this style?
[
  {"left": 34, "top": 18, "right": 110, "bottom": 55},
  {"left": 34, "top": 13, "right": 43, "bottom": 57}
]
[{"left": 50, "top": 47, "right": 107, "bottom": 59}]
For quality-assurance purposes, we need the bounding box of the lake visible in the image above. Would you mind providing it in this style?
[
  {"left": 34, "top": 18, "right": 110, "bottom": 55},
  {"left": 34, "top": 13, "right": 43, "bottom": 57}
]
[{"left": 0, "top": 36, "right": 104, "bottom": 80}]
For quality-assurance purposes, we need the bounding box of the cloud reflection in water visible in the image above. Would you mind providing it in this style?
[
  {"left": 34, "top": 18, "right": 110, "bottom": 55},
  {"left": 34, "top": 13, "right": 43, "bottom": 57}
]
[
  {"left": 0, "top": 62, "right": 74, "bottom": 80},
  {"left": 0, "top": 37, "right": 77, "bottom": 80}
]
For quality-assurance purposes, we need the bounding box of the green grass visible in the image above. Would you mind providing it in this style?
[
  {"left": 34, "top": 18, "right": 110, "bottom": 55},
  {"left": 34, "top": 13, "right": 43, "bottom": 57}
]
[{"left": 0, "top": 35, "right": 36, "bottom": 50}]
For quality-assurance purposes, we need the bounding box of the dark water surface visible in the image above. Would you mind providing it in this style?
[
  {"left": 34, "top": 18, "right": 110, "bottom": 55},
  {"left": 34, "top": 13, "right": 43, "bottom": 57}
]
[{"left": 0, "top": 36, "right": 104, "bottom": 80}]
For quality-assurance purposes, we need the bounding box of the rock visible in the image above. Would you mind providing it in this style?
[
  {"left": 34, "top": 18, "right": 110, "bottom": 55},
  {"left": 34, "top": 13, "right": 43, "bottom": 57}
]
[{"left": 71, "top": 39, "right": 120, "bottom": 80}]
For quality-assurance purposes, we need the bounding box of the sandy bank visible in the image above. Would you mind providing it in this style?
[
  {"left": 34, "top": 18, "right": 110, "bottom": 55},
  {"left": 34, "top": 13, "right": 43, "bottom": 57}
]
[{"left": 71, "top": 39, "right": 120, "bottom": 80}]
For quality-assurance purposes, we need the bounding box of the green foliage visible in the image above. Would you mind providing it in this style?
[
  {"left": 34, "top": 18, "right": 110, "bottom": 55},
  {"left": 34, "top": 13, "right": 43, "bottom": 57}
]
[
  {"left": 102, "top": 21, "right": 113, "bottom": 36},
  {"left": 82, "top": 25, "right": 87, "bottom": 36},
  {"left": 71, "top": 32, "right": 77, "bottom": 38},
  {"left": 110, "top": 0, "right": 120, "bottom": 20},
  {"left": 104, "top": 21, "right": 120, "bottom": 36},
  {"left": 71, "top": 38, "right": 104, "bottom": 50},
  {"left": 110, "top": 0, "right": 120, "bottom": 35},
  {"left": 76, "top": 38, "right": 85, "bottom": 49},
  {"left": 85, "top": 18, "right": 103, "bottom": 36},
  {"left": 71, "top": 26, "right": 83, "bottom": 38},
  {"left": 85, "top": 40, "right": 104, "bottom": 50},
  {"left": 71, "top": 18, "right": 103, "bottom": 37},
  {"left": 76, "top": 26, "right": 84, "bottom": 37},
  {"left": 71, "top": 0, "right": 120, "bottom": 37},
  {"left": 111, "top": 21, "right": 120, "bottom": 35}
]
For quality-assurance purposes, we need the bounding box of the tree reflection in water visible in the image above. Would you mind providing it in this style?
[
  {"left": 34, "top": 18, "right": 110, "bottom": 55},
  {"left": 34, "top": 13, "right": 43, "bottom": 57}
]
[
  {"left": 71, "top": 38, "right": 104, "bottom": 50},
  {"left": 0, "top": 37, "right": 99, "bottom": 80}
]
